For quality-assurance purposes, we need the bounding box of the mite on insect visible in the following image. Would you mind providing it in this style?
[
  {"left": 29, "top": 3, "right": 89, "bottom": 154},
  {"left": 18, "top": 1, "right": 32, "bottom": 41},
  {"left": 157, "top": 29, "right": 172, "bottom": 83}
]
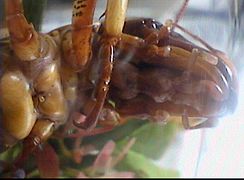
[{"left": 0, "top": 0, "right": 238, "bottom": 174}]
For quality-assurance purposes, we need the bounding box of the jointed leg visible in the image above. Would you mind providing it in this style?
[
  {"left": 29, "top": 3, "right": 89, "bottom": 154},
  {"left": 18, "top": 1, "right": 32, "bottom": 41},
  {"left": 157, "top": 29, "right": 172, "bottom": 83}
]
[{"left": 73, "top": 0, "right": 128, "bottom": 130}]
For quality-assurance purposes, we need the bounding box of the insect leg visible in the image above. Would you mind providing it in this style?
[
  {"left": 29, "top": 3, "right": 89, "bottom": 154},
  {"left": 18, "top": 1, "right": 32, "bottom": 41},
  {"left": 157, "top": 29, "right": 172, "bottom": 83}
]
[
  {"left": 13, "top": 119, "right": 54, "bottom": 168},
  {"left": 73, "top": 0, "right": 128, "bottom": 129},
  {"left": 72, "top": 0, "right": 97, "bottom": 70},
  {"left": 5, "top": 0, "right": 40, "bottom": 61}
]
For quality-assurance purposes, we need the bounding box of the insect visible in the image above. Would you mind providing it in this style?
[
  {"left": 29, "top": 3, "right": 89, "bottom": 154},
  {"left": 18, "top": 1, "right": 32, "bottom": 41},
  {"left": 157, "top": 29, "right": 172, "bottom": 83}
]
[{"left": 0, "top": 0, "right": 238, "bottom": 175}]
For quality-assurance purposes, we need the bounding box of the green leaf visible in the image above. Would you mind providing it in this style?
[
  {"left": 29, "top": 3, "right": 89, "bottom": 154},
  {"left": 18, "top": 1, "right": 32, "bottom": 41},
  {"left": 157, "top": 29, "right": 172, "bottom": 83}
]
[
  {"left": 82, "top": 120, "right": 146, "bottom": 149},
  {"left": 117, "top": 121, "right": 180, "bottom": 160},
  {"left": 0, "top": 143, "right": 21, "bottom": 162},
  {"left": 83, "top": 120, "right": 180, "bottom": 160},
  {"left": 116, "top": 150, "right": 180, "bottom": 178}
]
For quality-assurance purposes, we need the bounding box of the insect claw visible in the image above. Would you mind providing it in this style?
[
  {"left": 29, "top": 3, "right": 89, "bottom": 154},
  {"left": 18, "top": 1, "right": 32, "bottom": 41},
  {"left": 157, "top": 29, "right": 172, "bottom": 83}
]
[
  {"left": 182, "top": 109, "right": 190, "bottom": 129},
  {"left": 182, "top": 109, "right": 217, "bottom": 129},
  {"left": 72, "top": 112, "right": 87, "bottom": 125},
  {"left": 189, "top": 118, "right": 219, "bottom": 129},
  {"left": 72, "top": 115, "right": 91, "bottom": 130}
]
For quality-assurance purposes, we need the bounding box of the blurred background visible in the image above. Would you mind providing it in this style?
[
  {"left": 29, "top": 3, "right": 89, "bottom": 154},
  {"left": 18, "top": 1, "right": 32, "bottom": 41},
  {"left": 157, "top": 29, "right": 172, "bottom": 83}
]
[{"left": 0, "top": 0, "right": 244, "bottom": 178}]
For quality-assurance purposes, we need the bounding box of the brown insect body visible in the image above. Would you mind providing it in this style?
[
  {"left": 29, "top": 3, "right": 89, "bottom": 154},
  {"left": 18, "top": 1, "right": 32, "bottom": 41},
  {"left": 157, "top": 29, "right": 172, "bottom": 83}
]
[
  {"left": 81, "top": 18, "right": 237, "bottom": 129},
  {"left": 0, "top": 18, "right": 238, "bottom": 149},
  {"left": 0, "top": 0, "right": 239, "bottom": 174}
]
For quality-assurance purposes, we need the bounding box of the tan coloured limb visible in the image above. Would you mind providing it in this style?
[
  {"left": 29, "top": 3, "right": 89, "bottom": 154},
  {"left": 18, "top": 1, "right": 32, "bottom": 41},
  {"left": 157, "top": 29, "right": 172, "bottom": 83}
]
[
  {"left": 5, "top": 0, "right": 40, "bottom": 61},
  {"left": 73, "top": 0, "right": 128, "bottom": 129},
  {"left": 72, "top": 0, "right": 97, "bottom": 70}
]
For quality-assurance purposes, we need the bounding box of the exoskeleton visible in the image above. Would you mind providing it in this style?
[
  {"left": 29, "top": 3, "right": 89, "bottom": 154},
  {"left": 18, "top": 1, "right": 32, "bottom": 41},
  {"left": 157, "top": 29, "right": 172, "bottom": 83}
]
[{"left": 0, "top": 0, "right": 238, "bottom": 173}]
